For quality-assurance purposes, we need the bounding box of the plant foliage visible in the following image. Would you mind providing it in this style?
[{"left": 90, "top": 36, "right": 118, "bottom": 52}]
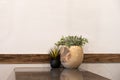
[
  {"left": 49, "top": 47, "right": 60, "bottom": 59},
  {"left": 55, "top": 36, "right": 88, "bottom": 47}
]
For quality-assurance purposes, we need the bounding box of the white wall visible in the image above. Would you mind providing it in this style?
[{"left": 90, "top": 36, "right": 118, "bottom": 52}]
[
  {"left": 0, "top": 0, "right": 120, "bottom": 80},
  {"left": 0, "top": 0, "right": 68, "bottom": 53},
  {"left": 0, "top": 0, "right": 120, "bottom": 53},
  {"left": 68, "top": 0, "right": 120, "bottom": 53}
]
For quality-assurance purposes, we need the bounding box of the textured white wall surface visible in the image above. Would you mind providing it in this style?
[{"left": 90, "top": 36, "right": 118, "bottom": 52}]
[
  {"left": 0, "top": 0, "right": 120, "bottom": 80},
  {"left": 0, "top": 0, "right": 68, "bottom": 53},
  {"left": 0, "top": 0, "right": 120, "bottom": 53}
]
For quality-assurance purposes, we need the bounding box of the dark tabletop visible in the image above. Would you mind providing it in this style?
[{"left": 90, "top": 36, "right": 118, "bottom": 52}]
[{"left": 15, "top": 68, "right": 110, "bottom": 80}]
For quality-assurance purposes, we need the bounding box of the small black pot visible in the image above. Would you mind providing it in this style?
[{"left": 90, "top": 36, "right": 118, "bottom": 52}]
[
  {"left": 50, "top": 55, "right": 61, "bottom": 68},
  {"left": 50, "top": 59, "right": 61, "bottom": 68}
]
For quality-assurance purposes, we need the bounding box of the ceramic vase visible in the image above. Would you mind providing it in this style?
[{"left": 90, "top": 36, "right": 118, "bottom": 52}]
[{"left": 60, "top": 46, "right": 83, "bottom": 68}]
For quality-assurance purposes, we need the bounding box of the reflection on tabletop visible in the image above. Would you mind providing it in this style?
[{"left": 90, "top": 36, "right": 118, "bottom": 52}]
[
  {"left": 15, "top": 68, "right": 83, "bottom": 80},
  {"left": 7, "top": 68, "right": 110, "bottom": 80},
  {"left": 60, "top": 69, "right": 83, "bottom": 80}
]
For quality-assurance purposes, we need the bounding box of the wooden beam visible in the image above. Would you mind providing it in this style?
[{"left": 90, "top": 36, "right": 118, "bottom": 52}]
[
  {"left": 83, "top": 54, "right": 120, "bottom": 63},
  {"left": 0, "top": 54, "right": 120, "bottom": 63},
  {"left": 0, "top": 54, "right": 50, "bottom": 64}
]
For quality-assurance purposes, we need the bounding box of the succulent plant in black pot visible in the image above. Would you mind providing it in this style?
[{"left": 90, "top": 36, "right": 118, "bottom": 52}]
[{"left": 49, "top": 47, "right": 61, "bottom": 68}]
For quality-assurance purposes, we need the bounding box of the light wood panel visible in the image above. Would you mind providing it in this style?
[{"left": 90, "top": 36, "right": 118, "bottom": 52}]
[{"left": 0, "top": 54, "right": 120, "bottom": 63}]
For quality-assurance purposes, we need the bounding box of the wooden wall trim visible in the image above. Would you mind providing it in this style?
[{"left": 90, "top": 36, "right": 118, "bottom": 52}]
[
  {"left": 83, "top": 54, "right": 120, "bottom": 63},
  {"left": 0, "top": 54, "right": 50, "bottom": 64},
  {"left": 0, "top": 54, "right": 120, "bottom": 64}
]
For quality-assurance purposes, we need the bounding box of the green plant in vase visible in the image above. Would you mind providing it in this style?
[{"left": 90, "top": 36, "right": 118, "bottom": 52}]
[
  {"left": 55, "top": 36, "right": 88, "bottom": 47},
  {"left": 49, "top": 47, "right": 61, "bottom": 68},
  {"left": 55, "top": 36, "right": 88, "bottom": 68}
]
